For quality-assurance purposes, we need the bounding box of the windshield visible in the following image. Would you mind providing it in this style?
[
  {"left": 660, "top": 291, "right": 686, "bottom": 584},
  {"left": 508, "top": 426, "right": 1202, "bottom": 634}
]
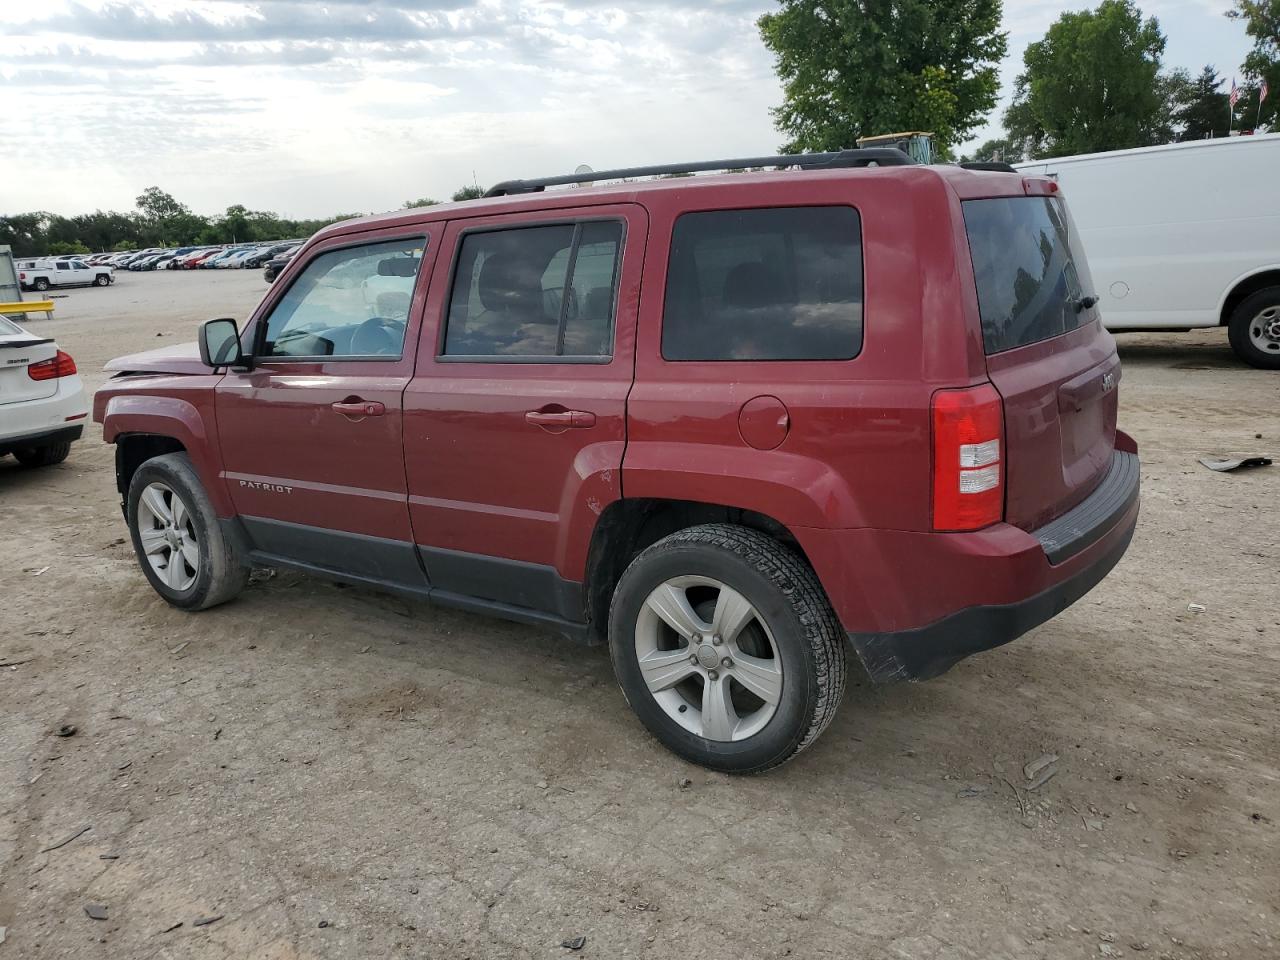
[{"left": 963, "top": 196, "right": 1094, "bottom": 354}]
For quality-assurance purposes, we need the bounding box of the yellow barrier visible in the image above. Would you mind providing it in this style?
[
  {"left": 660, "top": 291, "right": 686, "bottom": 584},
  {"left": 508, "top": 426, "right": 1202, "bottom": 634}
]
[{"left": 0, "top": 300, "right": 54, "bottom": 320}]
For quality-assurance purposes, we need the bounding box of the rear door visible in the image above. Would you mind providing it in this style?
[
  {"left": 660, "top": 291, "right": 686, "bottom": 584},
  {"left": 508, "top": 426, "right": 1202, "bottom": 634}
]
[
  {"left": 0, "top": 318, "right": 58, "bottom": 406},
  {"left": 962, "top": 192, "right": 1118, "bottom": 532},
  {"left": 402, "top": 204, "right": 645, "bottom": 615}
]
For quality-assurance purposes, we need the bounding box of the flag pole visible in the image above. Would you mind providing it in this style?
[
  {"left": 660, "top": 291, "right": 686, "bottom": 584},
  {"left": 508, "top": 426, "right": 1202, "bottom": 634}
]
[{"left": 1259, "top": 89, "right": 1264, "bottom": 130}]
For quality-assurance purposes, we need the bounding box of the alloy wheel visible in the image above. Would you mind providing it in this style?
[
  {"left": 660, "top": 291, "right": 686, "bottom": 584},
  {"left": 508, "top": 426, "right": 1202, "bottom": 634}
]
[{"left": 136, "top": 481, "right": 199, "bottom": 591}]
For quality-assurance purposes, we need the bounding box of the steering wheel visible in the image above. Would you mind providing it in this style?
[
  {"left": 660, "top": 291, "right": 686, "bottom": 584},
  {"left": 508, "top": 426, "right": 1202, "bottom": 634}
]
[{"left": 350, "top": 317, "right": 405, "bottom": 356}]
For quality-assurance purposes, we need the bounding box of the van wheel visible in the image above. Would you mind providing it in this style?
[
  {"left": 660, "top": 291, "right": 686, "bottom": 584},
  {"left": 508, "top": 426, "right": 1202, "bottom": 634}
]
[
  {"left": 127, "top": 453, "right": 248, "bottom": 611},
  {"left": 14, "top": 442, "right": 71, "bottom": 467},
  {"left": 94, "top": 274, "right": 110, "bottom": 286},
  {"left": 1228, "top": 288, "right": 1280, "bottom": 370},
  {"left": 608, "top": 524, "right": 847, "bottom": 773},
  {"left": 34, "top": 278, "right": 49, "bottom": 292}
]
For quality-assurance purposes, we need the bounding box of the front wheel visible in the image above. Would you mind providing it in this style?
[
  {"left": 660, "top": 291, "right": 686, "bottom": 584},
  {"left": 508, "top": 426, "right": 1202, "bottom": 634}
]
[
  {"left": 94, "top": 273, "right": 110, "bottom": 286},
  {"left": 127, "top": 453, "right": 248, "bottom": 610},
  {"left": 1227, "top": 287, "right": 1280, "bottom": 370},
  {"left": 608, "top": 524, "right": 847, "bottom": 773}
]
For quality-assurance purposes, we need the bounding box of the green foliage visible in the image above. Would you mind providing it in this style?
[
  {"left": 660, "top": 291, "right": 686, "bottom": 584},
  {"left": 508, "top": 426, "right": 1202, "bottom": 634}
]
[
  {"left": 0, "top": 189, "right": 362, "bottom": 257},
  {"left": 1228, "top": 0, "right": 1279, "bottom": 128},
  {"left": 48, "top": 240, "right": 90, "bottom": 255},
  {"left": 964, "top": 137, "right": 1023, "bottom": 163},
  {"left": 403, "top": 197, "right": 440, "bottom": 208},
  {"left": 1004, "top": 0, "right": 1172, "bottom": 158},
  {"left": 451, "top": 185, "right": 486, "bottom": 202},
  {"left": 1171, "top": 65, "right": 1237, "bottom": 140},
  {"left": 758, "top": 0, "right": 1008, "bottom": 157}
]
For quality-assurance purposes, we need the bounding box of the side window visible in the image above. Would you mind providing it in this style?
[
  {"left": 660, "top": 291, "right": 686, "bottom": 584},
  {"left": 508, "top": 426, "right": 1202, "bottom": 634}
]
[
  {"left": 260, "top": 237, "right": 425, "bottom": 359},
  {"left": 56, "top": 262, "right": 70, "bottom": 271},
  {"left": 662, "top": 206, "right": 864, "bottom": 361},
  {"left": 443, "top": 220, "right": 623, "bottom": 359}
]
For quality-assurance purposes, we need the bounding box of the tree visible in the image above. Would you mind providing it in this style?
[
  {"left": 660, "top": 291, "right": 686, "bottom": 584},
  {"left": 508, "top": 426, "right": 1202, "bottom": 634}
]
[
  {"left": 403, "top": 197, "right": 439, "bottom": 208},
  {"left": 451, "top": 185, "right": 485, "bottom": 202},
  {"left": 1228, "top": 0, "right": 1279, "bottom": 128},
  {"left": 758, "top": 0, "right": 1007, "bottom": 158},
  {"left": 1005, "top": 0, "right": 1169, "bottom": 158},
  {"left": 1173, "top": 66, "right": 1232, "bottom": 140},
  {"left": 964, "top": 137, "right": 1024, "bottom": 163},
  {"left": 48, "top": 240, "right": 91, "bottom": 255}
]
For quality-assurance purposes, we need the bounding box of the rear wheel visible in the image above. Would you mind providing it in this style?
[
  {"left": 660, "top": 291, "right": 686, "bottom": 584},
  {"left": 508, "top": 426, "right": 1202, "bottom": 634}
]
[
  {"left": 34, "top": 278, "right": 49, "bottom": 292},
  {"left": 13, "top": 442, "right": 71, "bottom": 467},
  {"left": 1227, "top": 287, "right": 1280, "bottom": 370},
  {"left": 608, "top": 524, "right": 847, "bottom": 773},
  {"left": 127, "top": 453, "right": 248, "bottom": 610}
]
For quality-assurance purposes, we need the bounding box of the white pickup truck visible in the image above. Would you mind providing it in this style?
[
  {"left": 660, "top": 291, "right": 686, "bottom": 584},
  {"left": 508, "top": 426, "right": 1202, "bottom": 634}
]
[{"left": 17, "top": 258, "right": 114, "bottom": 292}]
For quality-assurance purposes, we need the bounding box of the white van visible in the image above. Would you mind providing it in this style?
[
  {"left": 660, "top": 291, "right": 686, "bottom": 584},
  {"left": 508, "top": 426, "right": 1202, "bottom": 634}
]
[{"left": 1015, "top": 134, "right": 1280, "bottom": 368}]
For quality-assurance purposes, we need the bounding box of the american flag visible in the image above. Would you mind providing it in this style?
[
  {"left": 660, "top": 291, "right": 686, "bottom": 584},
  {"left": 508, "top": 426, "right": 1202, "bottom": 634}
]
[
  {"left": 1262, "top": 78, "right": 1270, "bottom": 104},
  {"left": 1229, "top": 78, "right": 1241, "bottom": 106}
]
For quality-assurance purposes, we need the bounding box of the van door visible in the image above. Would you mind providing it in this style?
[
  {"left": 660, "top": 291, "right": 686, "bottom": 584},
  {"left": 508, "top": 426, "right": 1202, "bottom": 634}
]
[
  {"left": 962, "top": 193, "right": 1118, "bottom": 532},
  {"left": 402, "top": 204, "right": 646, "bottom": 620}
]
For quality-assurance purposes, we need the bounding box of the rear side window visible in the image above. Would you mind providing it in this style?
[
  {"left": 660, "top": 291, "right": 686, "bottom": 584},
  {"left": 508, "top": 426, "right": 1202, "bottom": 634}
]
[
  {"left": 444, "top": 221, "right": 623, "bottom": 359},
  {"left": 963, "top": 197, "right": 1091, "bottom": 354},
  {"left": 662, "top": 206, "right": 863, "bottom": 362}
]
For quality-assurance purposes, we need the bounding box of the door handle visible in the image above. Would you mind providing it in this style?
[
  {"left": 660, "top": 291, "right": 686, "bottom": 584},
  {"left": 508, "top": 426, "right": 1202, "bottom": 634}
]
[
  {"left": 332, "top": 398, "right": 385, "bottom": 418},
  {"left": 525, "top": 409, "right": 596, "bottom": 429}
]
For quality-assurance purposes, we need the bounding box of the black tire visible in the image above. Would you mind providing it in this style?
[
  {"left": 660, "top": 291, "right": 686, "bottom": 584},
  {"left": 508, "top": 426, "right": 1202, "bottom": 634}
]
[
  {"left": 608, "top": 523, "right": 847, "bottom": 773},
  {"left": 94, "top": 273, "right": 110, "bottom": 286},
  {"left": 34, "top": 278, "right": 49, "bottom": 292},
  {"left": 13, "top": 441, "right": 71, "bottom": 467},
  {"left": 126, "top": 453, "right": 248, "bottom": 610},
  {"left": 1227, "top": 287, "right": 1280, "bottom": 370}
]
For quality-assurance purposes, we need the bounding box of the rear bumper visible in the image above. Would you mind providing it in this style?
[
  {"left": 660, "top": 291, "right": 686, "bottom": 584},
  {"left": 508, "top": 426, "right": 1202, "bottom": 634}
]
[
  {"left": 801, "top": 445, "right": 1140, "bottom": 682},
  {"left": 0, "top": 423, "right": 83, "bottom": 454}
]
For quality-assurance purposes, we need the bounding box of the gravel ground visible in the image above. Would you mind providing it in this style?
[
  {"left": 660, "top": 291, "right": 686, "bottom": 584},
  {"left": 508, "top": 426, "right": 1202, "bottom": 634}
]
[{"left": 1, "top": 269, "right": 1277, "bottom": 960}]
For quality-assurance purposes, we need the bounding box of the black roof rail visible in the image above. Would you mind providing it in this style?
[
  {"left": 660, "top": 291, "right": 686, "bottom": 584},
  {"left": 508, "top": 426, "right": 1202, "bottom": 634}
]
[
  {"left": 958, "top": 161, "right": 1018, "bottom": 173},
  {"left": 483, "top": 148, "right": 915, "bottom": 197}
]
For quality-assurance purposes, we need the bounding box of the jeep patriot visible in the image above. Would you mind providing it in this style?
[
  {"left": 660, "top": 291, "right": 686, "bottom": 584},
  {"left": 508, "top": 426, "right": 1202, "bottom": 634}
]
[{"left": 93, "top": 150, "right": 1140, "bottom": 772}]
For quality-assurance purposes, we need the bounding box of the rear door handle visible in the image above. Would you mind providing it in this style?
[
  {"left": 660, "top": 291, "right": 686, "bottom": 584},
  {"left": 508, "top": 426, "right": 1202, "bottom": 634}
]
[
  {"left": 525, "top": 409, "right": 596, "bottom": 429},
  {"left": 332, "top": 399, "right": 385, "bottom": 418}
]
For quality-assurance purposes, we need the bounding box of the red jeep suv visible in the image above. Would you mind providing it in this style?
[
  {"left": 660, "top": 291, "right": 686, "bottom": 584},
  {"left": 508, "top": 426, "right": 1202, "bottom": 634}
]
[{"left": 94, "top": 150, "right": 1139, "bottom": 772}]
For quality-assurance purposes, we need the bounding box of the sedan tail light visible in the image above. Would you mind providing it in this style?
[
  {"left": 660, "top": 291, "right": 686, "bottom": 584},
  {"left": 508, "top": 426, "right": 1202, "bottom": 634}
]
[
  {"left": 932, "top": 383, "right": 1004, "bottom": 531},
  {"left": 28, "top": 350, "right": 78, "bottom": 381}
]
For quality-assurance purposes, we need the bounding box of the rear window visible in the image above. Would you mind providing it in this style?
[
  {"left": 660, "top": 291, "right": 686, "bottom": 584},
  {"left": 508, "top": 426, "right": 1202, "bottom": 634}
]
[
  {"left": 963, "top": 196, "right": 1091, "bottom": 354},
  {"left": 662, "top": 206, "right": 863, "bottom": 361}
]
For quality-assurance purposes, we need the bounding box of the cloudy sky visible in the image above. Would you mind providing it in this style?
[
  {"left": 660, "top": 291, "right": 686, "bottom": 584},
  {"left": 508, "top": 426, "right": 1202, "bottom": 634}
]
[{"left": 1, "top": 0, "right": 1253, "bottom": 220}]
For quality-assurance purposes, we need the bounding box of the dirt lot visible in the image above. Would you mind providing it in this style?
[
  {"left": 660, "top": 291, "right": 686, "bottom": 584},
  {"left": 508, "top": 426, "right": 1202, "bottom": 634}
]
[{"left": 2, "top": 270, "right": 1277, "bottom": 960}]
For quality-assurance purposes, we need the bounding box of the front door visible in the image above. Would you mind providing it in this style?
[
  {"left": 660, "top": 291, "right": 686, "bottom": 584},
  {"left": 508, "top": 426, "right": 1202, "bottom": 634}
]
[
  {"left": 215, "top": 228, "right": 439, "bottom": 589},
  {"left": 403, "top": 204, "right": 646, "bottom": 620}
]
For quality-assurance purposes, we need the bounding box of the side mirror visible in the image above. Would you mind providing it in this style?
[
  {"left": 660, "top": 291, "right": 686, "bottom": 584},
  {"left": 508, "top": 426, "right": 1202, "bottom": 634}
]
[{"left": 199, "top": 318, "right": 245, "bottom": 368}]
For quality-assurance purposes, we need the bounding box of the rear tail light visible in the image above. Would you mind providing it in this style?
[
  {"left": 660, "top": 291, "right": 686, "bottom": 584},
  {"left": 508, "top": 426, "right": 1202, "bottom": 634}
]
[
  {"left": 932, "top": 383, "right": 1004, "bottom": 531},
  {"left": 27, "top": 350, "right": 78, "bottom": 381}
]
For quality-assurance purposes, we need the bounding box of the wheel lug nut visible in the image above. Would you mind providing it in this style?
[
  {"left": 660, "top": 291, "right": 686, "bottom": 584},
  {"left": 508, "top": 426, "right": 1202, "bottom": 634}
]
[
  {"left": 689, "top": 655, "right": 698, "bottom": 664},
  {"left": 707, "top": 670, "right": 718, "bottom": 681},
  {"left": 711, "top": 636, "right": 722, "bottom": 646},
  {"left": 722, "top": 658, "right": 733, "bottom": 668}
]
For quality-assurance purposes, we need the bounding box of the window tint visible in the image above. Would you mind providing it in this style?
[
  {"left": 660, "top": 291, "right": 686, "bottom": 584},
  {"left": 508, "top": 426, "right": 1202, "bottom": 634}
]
[
  {"left": 444, "top": 221, "right": 622, "bottom": 358},
  {"left": 55, "top": 262, "right": 69, "bottom": 271},
  {"left": 962, "top": 197, "right": 1091, "bottom": 354},
  {"left": 662, "top": 206, "right": 863, "bottom": 362},
  {"left": 261, "top": 238, "right": 424, "bottom": 359}
]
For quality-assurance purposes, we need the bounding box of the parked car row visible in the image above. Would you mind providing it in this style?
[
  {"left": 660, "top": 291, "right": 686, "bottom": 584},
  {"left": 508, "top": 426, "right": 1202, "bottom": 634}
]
[{"left": 75, "top": 241, "right": 306, "bottom": 274}]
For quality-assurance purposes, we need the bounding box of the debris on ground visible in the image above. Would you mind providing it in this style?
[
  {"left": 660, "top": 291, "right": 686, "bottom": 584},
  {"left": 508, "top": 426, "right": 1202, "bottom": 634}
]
[
  {"left": 55, "top": 724, "right": 77, "bottom": 738},
  {"left": 1023, "top": 753, "right": 1058, "bottom": 780},
  {"left": 1125, "top": 802, "right": 1139, "bottom": 813},
  {"left": 169, "top": 642, "right": 189, "bottom": 655},
  {"left": 83, "top": 904, "right": 108, "bottom": 920},
  {"left": 956, "top": 785, "right": 988, "bottom": 799},
  {"left": 1026, "top": 764, "right": 1059, "bottom": 791},
  {"left": 160, "top": 922, "right": 183, "bottom": 934},
  {"left": 0, "top": 925, "right": 7, "bottom": 944},
  {"left": 192, "top": 915, "right": 223, "bottom": 927},
  {"left": 318, "top": 920, "right": 329, "bottom": 928},
  {"left": 678, "top": 777, "right": 692, "bottom": 789},
  {"left": 561, "top": 935, "right": 587, "bottom": 950},
  {"left": 40, "top": 825, "right": 91, "bottom": 853},
  {"left": 29, "top": 566, "right": 50, "bottom": 577},
  {"left": 1197, "top": 455, "right": 1272, "bottom": 473},
  {"left": 1083, "top": 817, "right": 1105, "bottom": 831},
  {"left": 537, "top": 780, "right": 548, "bottom": 789},
  {"left": 99, "top": 853, "right": 119, "bottom": 860},
  {"left": 1187, "top": 602, "right": 1206, "bottom": 613}
]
